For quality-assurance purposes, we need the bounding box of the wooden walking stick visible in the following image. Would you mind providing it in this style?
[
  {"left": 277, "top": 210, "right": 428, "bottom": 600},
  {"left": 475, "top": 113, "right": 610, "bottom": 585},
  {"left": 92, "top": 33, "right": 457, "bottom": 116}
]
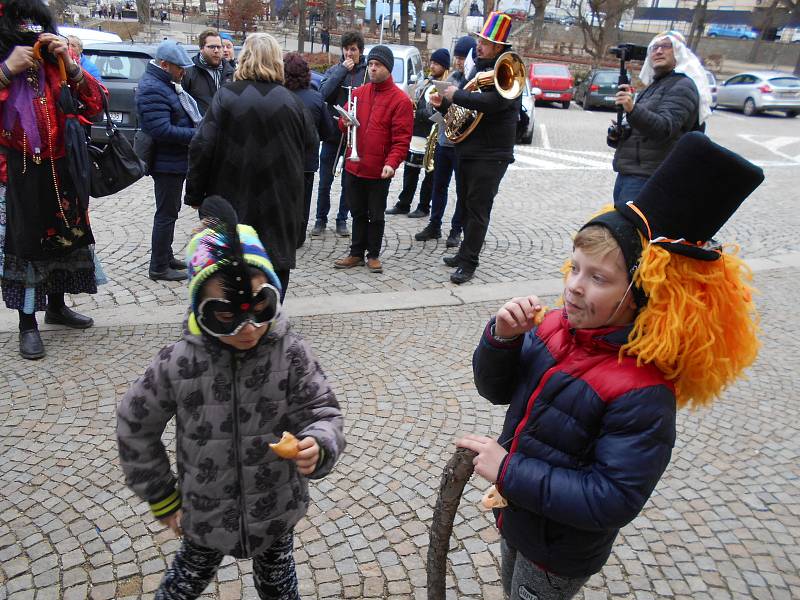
[{"left": 426, "top": 447, "right": 477, "bottom": 600}]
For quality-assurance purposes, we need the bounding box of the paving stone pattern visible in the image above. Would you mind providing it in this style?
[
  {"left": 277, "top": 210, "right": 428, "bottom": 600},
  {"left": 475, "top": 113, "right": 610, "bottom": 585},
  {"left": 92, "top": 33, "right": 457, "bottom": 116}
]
[
  {"left": 70, "top": 146, "right": 798, "bottom": 313},
  {"left": 1, "top": 268, "right": 799, "bottom": 599}
]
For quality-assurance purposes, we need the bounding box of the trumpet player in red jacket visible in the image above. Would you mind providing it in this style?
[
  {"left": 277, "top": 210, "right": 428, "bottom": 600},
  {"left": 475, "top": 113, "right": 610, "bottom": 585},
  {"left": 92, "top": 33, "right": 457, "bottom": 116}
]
[{"left": 333, "top": 45, "right": 412, "bottom": 274}]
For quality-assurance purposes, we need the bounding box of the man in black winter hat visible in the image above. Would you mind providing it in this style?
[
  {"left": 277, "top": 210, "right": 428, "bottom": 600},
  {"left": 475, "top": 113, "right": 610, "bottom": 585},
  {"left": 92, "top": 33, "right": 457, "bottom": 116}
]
[{"left": 386, "top": 48, "right": 450, "bottom": 220}]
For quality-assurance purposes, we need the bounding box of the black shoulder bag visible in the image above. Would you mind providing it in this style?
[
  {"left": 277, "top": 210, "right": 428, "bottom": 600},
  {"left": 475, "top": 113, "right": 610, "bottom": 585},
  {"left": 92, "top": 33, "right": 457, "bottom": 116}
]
[{"left": 88, "top": 92, "right": 146, "bottom": 197}]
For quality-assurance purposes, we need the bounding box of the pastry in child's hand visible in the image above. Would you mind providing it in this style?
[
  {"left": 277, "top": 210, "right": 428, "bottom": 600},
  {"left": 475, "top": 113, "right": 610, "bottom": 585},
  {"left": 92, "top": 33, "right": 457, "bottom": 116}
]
[
  {"left": 481, "top": 484, "right": 508, "bottom": 510},
  {"left": 269, "top": 431, "right": 300, "bottom": 459},
  {"left": 533, "top": 306, "right": 548, "bottom": 326}
]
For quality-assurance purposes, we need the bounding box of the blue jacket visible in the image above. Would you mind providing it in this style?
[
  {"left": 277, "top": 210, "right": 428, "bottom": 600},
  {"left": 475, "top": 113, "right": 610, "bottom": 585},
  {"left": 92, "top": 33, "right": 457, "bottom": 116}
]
[
  {"left": 136, "top": 62, "right": 196, "bottom": 174},
  {"left": 473, "top": 310, "right": 676, "bottom": 578},
  {"left": 293, "top": 87, "right": 335, "bottom": 172},
  {"left": 80, "top": 55, "right": 102, "bottom": 83}
]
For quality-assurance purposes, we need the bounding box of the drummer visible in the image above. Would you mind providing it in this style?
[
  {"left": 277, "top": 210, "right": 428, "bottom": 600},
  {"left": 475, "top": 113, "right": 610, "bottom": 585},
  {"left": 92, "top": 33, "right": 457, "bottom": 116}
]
[{"left": 385, "top": 49, "right": 450, "bottom": 220}]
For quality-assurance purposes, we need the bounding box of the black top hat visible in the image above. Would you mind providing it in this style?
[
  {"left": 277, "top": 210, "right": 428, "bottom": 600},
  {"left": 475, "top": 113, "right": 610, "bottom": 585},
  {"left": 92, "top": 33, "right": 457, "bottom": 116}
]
[{"left": 615, "top": 132, "right": 764, "bottom": 261}]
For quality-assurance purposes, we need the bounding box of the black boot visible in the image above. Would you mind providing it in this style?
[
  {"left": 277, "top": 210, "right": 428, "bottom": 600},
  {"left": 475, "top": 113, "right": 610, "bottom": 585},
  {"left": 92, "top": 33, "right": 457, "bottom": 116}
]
[
  {"left": 443, "top": 255, "right": 460, "bottom": 268},
  {"left": 445, "top": 230, "right": 462, "bottom": 248},
  {"left": 450, "top": 266, "right": 475, "bottom": 284},
  {"left": 415, "top": 224, "right": 442, "bottom": 241},
  {"left": 45, "top": 295, "right": 94, "bottom": 329},
  {"left": 385, "top": 203, "right": 410, "bottom": 215},
  {"left": 18, "top": 312, "right": 44, "bottom": 360}
]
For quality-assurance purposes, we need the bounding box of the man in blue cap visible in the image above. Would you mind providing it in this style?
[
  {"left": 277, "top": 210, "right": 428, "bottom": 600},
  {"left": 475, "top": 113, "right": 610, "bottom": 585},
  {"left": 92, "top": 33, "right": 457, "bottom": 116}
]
[{"left": 136, "top": 40, "right": 202, "bottom": 281}]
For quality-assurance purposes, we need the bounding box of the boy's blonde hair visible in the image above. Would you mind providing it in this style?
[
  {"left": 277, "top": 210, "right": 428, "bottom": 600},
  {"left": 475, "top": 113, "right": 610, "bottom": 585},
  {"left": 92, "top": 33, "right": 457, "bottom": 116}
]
[
  {"left": 235, "top": 33, "right": 284, "bottom": 83},
  {"left": 573, "top": 225, "right": 626, "bottom": 270}
]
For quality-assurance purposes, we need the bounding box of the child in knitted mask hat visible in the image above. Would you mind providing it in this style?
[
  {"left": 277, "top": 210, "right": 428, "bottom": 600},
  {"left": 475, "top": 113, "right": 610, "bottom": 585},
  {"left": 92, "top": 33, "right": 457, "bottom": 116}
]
[{"left": 117, "top": 196, "right": 345, "bottom": 600}]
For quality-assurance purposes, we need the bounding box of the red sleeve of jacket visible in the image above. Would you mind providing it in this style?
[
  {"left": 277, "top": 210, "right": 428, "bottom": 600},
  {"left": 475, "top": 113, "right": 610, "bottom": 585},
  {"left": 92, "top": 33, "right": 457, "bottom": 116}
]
[{"left": 385, "top": 89, "right": 413, "bottom": 171}]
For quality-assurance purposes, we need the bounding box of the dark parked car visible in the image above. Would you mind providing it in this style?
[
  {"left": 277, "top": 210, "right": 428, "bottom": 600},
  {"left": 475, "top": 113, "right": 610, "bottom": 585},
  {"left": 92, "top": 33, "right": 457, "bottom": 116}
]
[
  {"left": 574, "top": 69, "right": 624, "bottom": 110},
  {"left": 82, "top": 42, "right": 157, "bottom": 144}
]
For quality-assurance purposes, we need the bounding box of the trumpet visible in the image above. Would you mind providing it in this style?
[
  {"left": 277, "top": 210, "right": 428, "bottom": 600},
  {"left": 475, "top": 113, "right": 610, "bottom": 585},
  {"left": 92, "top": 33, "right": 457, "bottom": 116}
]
[
  {"left": 349, "top": 96, "right": 360, "bottom": 163},
  {"left": 334, "top": 86, "right": 360, "bottom": 176}
]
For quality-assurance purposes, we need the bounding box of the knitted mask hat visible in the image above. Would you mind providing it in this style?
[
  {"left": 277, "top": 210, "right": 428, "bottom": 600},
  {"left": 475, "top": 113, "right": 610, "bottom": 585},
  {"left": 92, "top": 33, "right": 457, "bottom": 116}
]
[
  {"left": 577, "top": 132, "right": 764, "bottom": 409},
  {"left": 186, "top": 196, "right": 282, "bottom": 337}
]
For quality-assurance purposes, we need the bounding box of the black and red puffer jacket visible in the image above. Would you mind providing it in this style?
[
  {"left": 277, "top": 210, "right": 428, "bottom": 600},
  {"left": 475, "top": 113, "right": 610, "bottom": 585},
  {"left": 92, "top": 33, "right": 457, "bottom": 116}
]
[{"left": 473, "top": 309, "right": 676, "bottom": 578}]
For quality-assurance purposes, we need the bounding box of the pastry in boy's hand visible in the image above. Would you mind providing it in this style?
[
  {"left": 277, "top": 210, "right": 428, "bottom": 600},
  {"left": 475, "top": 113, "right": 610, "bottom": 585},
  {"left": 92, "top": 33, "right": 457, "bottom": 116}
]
[
  {"left": 533, "top": 306, "right": 548, "bottom": 326},
  {"left": 269, "top": 431, "right": 300, "bottom": 459},
  {"left": 481, "top": 484, "right": 508, "bottom": 510}
]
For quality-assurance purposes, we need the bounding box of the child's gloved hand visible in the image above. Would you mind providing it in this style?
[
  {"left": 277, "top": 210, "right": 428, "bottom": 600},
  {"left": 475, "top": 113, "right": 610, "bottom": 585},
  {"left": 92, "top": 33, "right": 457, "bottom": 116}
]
[
  {"left": 495, "top": 295, "right": 546, "bottom": 338},
  {"left": 159, "top": 509, "right": 183, "bottom": 537},
  {"left": 294, "top": 437, "right": 320, "bottom": 475},
  {"left": 456, "top": 434, "right": 509, "bottom": 483}
]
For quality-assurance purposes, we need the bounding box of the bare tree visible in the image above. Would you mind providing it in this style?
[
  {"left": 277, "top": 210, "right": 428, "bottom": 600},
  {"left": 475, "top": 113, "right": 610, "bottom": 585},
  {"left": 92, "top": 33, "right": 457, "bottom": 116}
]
[
  {"left": 401, "top": 0, "right": 411, "bottom": 44},
  {"left": 136, "top": 0, "right": 150, "bottom": 24},
  {"left": 530, "top": 0, "right": 549, "bottom": 49},
  {"left": 749, "top": 0, "right": 781, "bottom": 63},
  {"left": 369, "top": 0, "right": 378, "bottom": 34},
  {"left": 686, "top": 0, "right": 710, "bottom": 52},
  {"left": 324, "top": 0, "right": 337, "bottom": 29},
  {"left": 297, "top": 0, "right": 307, "bottom": 52},
  {"left": 412, "top": 0, "right": 423, "bottom": 39},
  {"left": 225, "top": 0, "right": 266, "bottom": 38},
  {"left": 574, "top": 0, "right": 638, "bottom": 64}
]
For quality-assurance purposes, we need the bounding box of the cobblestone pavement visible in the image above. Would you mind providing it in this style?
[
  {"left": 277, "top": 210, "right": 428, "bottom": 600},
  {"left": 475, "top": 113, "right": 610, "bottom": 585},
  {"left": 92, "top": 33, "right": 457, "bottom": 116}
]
[
  {"left": 47, "top": 106, "right": 800, "bottom": 314},
  {"left": 1, "top": 265, "right": 799, "bottom": 600},
  {"left": 2, "top": 103, "right": 800, "bottom": 599}
]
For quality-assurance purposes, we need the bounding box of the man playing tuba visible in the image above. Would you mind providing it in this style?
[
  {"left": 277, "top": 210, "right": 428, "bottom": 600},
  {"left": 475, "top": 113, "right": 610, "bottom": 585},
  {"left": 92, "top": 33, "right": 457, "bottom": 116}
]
[{"left": 430, "top": 12, "right": 522, "bottom": 284}]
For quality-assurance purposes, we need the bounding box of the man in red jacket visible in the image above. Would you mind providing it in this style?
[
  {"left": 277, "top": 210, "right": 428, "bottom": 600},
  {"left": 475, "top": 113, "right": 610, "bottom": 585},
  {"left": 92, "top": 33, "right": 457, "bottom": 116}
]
[{"left": 333, "top": 45, "right": 413, "bottom": 274}]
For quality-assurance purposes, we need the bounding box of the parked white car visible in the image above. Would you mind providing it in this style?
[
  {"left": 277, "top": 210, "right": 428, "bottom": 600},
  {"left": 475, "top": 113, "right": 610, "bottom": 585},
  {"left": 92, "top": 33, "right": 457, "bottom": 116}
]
[{"left": 363, "top": 44, "right": 425, "bottom": 97}]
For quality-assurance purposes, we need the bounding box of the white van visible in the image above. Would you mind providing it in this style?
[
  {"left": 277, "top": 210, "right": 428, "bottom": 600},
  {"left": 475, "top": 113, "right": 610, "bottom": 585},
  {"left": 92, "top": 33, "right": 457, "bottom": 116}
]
[
  {"left": 363, "top": 44, "right": 425, "bottom": 97},
  {"left": 58, "top": 26, "right": 123, "bottom": 44}
]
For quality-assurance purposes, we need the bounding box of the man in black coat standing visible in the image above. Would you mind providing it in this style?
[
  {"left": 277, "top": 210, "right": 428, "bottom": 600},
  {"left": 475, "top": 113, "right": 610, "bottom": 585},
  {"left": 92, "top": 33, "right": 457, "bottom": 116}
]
[
  {"left": 431, "top": 12, "right": 520, "bottom": 284},
  {"left": 182, "top": 29, "right": 235, "bottom": 115},
  {"left": 610, "top": 31, "right": 709, "bottom": 207},
  {"left": 313, "top": 31, "right": 368, "bottom": 238}
]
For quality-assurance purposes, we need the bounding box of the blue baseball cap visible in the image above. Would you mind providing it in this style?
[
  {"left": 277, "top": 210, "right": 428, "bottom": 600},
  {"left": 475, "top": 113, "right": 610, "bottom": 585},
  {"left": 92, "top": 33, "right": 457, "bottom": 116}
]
[
  {"left": 219, "top": 32, "right": 233, "bottom": 41},
  {"left": 155, "top": 39, "right": 194, "bottom": 68}
]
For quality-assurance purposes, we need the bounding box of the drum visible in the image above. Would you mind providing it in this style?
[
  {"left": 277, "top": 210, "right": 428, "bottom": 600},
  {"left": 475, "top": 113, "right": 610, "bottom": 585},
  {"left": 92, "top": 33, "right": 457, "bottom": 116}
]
[{"left": 405, "top": 135, "right": 427, "bottom": 168}]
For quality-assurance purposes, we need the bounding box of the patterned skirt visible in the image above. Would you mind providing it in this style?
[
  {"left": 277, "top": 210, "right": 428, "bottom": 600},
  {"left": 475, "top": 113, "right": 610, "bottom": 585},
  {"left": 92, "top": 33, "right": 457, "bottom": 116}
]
[{"left": 0, "top": 151, "right": 106, "bottom": 313}]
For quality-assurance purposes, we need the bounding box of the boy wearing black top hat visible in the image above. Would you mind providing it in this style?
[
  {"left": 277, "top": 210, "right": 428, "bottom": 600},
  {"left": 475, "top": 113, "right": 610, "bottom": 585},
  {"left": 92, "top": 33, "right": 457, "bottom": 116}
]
[{"left": 457, "top": 132, "right": 764, "bottom": 600}]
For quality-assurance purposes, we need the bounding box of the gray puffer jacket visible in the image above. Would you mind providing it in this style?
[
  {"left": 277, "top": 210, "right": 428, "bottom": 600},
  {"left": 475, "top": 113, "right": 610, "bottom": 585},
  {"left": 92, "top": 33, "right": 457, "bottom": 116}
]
[
  {"left": 117, "top": 313, "right": 345, "bottom": 558},
  {"left": 612, "top": 71, "right": 700, "bottom": 178}
]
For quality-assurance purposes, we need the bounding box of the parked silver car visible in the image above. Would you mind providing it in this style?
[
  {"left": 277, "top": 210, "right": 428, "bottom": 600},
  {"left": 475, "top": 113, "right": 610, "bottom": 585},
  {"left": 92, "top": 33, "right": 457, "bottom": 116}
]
[{"left": 715, "top": 70, "right": 800, "bottom": 117}]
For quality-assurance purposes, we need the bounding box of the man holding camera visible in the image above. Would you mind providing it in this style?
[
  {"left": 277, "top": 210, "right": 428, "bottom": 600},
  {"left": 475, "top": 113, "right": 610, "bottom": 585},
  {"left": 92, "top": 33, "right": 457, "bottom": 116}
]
[{"left": 609, "top": 31, "right": 711, "bottom": 206}]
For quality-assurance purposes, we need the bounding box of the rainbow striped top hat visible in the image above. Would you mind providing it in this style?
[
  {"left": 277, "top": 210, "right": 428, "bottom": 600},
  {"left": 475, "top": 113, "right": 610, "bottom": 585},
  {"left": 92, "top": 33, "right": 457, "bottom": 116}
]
[{"left": 476, "top": 11, "right": 513, "bottom": 45}]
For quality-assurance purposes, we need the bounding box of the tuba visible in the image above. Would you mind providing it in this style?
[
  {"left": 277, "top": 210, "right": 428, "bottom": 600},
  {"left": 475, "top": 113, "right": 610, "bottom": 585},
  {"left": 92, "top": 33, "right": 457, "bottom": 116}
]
[{"left": 444, "top": 52, "right": 526, "bottom": 144}]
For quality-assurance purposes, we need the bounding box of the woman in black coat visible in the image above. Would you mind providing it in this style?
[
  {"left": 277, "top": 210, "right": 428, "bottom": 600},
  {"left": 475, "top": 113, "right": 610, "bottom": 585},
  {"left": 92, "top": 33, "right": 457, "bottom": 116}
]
[
  {"left": 283, "top": 52, "right": 336, "bottom": 248},
  {"left": 185, "top": 33, "right": 318, "bottom": 299}
]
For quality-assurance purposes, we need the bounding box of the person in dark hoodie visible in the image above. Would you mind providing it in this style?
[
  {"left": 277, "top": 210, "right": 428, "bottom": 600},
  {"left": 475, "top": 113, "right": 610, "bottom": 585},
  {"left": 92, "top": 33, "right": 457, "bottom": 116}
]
[
  {"left": 182, "top": 28, "right": 235, "bottom": 115},
  {"left": 118, "top": 195, "right": 345, "bottom": 600},
  {"left": 312, "top": 30, "right": 368, "bottom": 238},
  {"left": 430, "top": 12, "right": 520, "bottom": 285},
  {"left": 283, "top": 52, "right": 336, "bottom": 248}
]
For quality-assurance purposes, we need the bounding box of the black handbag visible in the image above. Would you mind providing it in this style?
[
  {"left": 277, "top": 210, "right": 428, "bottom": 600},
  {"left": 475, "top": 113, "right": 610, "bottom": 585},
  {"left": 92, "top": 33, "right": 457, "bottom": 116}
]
[{"left": 89, "top": 92, "right": 146, "bottom": 197}]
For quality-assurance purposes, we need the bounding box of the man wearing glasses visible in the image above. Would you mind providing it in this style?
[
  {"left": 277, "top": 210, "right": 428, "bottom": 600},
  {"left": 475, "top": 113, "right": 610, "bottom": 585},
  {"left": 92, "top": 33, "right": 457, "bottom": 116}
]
[
  {"left": 182, "top": 29, "right": 235, "bottom": 115},
  {"left": 610, "top": 31, "right": 711, "bottom": 206}
]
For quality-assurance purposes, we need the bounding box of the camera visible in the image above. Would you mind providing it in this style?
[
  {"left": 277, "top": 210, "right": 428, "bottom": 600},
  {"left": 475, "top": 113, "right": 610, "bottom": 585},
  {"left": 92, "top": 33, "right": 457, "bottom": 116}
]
[
  {"left": 606, "top": 121, "right": 632, "bottom": 148},
  {"left": 608, "top": 43, "right": 648, "bottom": 63}
]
